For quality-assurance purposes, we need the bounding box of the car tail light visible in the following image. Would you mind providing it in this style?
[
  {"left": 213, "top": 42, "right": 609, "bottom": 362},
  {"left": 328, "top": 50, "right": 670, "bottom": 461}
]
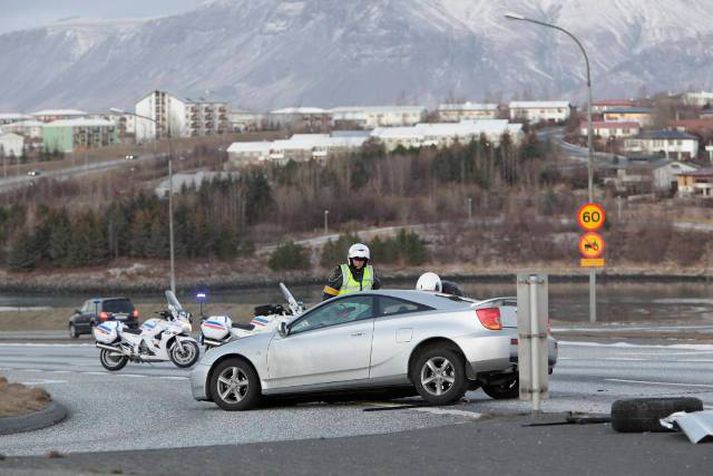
[
  {"left": 99, "top": 311, "right": 110, "bottom": 321},
  {"left": 132, "top": 309, "right": 139, "bottom": 319},
  {"left": 476, "top": 307, "right": 502, "bottom": 330}
]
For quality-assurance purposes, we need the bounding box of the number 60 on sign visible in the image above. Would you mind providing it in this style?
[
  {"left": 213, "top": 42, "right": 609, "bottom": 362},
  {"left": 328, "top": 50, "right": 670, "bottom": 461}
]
[{"left": 577, "top": 203, "right": 606, "bottom": 232}]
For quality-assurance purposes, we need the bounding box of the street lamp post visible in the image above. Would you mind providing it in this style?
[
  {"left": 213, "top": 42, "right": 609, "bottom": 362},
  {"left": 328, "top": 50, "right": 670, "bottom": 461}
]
[
  {"left": 110, "top": 107, "right": 176, "bottom": 294},
  {"left": 505, "top": 12, "right": 598, "bottom": 323},
  {"left": 324, "top": 209, "right": 329, "bottom": 235}
]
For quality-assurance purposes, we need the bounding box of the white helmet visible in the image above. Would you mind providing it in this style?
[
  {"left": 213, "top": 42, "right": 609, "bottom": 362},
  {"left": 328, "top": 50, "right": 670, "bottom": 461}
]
[
  {"left": 416, "top": 272, "right": 442, "bottom": 292},
  {"left": 348, "top": 243, "right": 370, "bottom": 261}
]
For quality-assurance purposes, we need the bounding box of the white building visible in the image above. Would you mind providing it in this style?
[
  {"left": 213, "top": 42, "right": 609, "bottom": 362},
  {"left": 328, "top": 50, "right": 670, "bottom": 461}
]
[
  {"left": 437, "top": 103, "right": 499, "bottom": 122},
  {"left": 268, "top": 107, "right": 331, "bottom": 131},
  {"left": 135, "top": 90, "right": 229, "bottom": 141},
  {"left": 30, "top": 109, "right": 87, "bottom": 122},
  {"left": 0, "top": 132, "right": 24, "bottom": 157},
  {"left": 508, "top": 101, "right": 571, "bottom": 123},
  {"left": 682, "top": 91, "right": 713, "bottom": 107},
  {"left": 372, "top": 120, "right": 523, "bottom": 152},
  {"left": 228, "top": 110, "right": 263, "bottom": 131},
  {"left": 653, "top": 160, "right": 698, "bottom": 192},
  {"left": 330, "top": 106, "right": 426, "bottom": 129},
  {"left": 624, "top": 130, "right": 699, "bottom": 160},
  {"left": 1, "top": 120, "right": 45, "bottom": 140},
  {"left": 155, "top": 171, "right": 239, "bottom": 198},
  {"left": 0, "top": 113, "right": 31, "bottom": 125},
  {"left": 228, "top": 133, "right": 367, "bottom": 164},
  {"left": 581, "top": 121, "right": 640, "bottom": 139}
]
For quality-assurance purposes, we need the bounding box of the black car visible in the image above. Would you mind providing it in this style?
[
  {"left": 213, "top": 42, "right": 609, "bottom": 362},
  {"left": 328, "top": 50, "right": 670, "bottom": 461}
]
[{"left": 68, "top": 297, "right": 140, "bottom": 338}]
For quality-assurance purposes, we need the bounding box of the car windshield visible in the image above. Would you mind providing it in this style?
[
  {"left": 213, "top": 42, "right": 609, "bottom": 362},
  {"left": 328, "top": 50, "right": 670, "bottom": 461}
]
[{"left": 103, "top": 299, "right": 134, "bottom": 313}]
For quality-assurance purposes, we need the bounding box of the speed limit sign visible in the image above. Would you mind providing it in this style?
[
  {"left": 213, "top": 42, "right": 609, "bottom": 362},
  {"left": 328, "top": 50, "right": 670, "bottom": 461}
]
[{"left": 577, "top": 203, "right": 606, "bottom": 232}]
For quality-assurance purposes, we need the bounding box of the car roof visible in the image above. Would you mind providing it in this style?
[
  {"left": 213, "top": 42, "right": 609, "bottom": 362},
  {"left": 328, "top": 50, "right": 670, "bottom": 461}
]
[
  {"left": 89, "top": 297, "right": 132, "bottom": 302},
  {"left": 346, "top": 289, "right": 476, "bottom": 310}
]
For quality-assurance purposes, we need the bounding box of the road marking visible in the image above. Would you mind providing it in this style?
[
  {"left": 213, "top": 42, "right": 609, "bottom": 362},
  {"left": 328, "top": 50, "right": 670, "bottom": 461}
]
[
  {"left": 605, "top": 378, "right": 713, "bottom": 389},
  {"left": 411, "top": 407, "right": 484, "bottom": 419},
  {"left": 561, "top": 357, "right": 647, "bottom": 361},
  {"left": 20, "top": 379, "right": 67, "bottom": 385},
  {"left": 560, "top": 341, "right": 713, "bottom": 351},
  {"left": 0, "top": 343, "right": 92, "bottom": 347}
]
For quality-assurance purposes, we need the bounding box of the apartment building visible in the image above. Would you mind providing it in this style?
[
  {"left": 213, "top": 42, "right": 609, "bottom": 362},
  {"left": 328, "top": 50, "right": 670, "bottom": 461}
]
[
  {"left": 580, "top": 121, "right": 640, "bottom": 139},
  {"left": 624, "top": 130, "right": 699, "bottom": 160},
  {"left": 42, "top": 118, "right": 118, "bottom": 154},
  {"left": 30, "top": 109, "right": 87, "bottom": 122},
  {"left": 437, "top": 102, "right": 499, "bottom": 122},
  {"left": 268, "top": 107, "right": 332, "bottom": 132},
  {"left": 330, "top": 106, "right": 426, "bottom": 129},
  {"left": 0, "top": 132, "right": 24, "bottom": 157},
  {"left": 228, "top": 133, "right": 367, "bottom": 165},
  {"left": 135, "top": 90, "right": 229, "bottom": 141},
  {"left": 508, "top": 101, "right": 571, "bottom": 123},
  {"left": 602, "top": 107, "right": 654, "bottom": 127}
]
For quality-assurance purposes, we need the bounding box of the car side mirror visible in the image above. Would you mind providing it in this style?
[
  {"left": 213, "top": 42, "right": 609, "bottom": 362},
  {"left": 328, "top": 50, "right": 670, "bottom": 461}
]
[{"left": 278, "top": 321, "right": 290, "bottom": 338}]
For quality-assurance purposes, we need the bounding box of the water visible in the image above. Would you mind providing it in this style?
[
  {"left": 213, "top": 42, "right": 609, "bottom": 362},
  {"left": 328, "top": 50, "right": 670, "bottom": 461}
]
[{"left": 2, "top": 281, "right": 713, "bottom": 323}]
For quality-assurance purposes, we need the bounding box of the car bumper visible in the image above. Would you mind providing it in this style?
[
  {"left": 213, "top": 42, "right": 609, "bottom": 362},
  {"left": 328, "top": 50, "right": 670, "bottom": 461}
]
[
  {"left": 190, "top": 361, "right": 211, "bottom": 401},
  {"left": 453, "top": 334, "right": 512, "bottom": 377}
]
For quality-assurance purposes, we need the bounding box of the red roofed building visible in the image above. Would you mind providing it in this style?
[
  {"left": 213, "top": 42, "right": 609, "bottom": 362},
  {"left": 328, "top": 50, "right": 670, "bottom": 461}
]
[
  {"left": 580, "top": 121, "right": 640, "bottom": 138},
  {"left": 592, "top": 99, "right": 636, "bottom": 114}
]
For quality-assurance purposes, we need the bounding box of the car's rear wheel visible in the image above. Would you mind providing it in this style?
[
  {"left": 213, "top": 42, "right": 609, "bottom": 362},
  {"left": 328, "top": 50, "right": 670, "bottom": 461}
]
[
  {"left": 482, "top": 374, "right": 519, "bottom": 399},
  {"left": 210, "top": 358, "right": 261, "bottom": 411},
  {"left": 99, "top": 348, "right": 128, "bottom": 371},
  {"left": 68, "top": 324, "right": 79, "bottom": 339},
  {"left": 411, "top": 346, "right": 467, "bottom": 405}
]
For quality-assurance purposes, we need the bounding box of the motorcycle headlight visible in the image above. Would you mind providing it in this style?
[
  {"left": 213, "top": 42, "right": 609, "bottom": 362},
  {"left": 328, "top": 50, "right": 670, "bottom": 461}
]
[{"left": 182, "top": 321, "right": 192, "bottom": 333}]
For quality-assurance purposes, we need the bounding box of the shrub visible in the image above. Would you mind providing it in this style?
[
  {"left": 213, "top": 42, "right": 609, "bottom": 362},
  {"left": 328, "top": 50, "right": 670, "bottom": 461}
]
[
  {"left": 268, "top": 241, "right": 311, "bottom": 271},
  {"left": 320, "top": 233, "right": 362, "bottom": 268}
]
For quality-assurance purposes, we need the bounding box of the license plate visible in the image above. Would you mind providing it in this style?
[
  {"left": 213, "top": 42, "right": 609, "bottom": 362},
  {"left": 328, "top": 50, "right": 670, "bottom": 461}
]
[{"left": 115, "top": 314, "right": 128, "bottom": 320}]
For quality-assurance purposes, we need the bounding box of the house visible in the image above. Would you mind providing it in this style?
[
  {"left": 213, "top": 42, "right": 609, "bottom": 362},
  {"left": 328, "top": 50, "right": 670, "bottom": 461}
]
[
  {"left": 30, "top": 109, "right": 87, "bottom": 122},
  {"left": 591, "top": 99, "right": 636, "bottom": 114},
  {"left": 227, "top": 110, "right": 263, "bottom": 132},
  {"left": 681, "top": 91, "right": 713, "bottom": 107},
  {"left": 602, "top": 107, "right": 653, "bottom": 126},
  {"left": 581, "top": 121, "right": 640, "bottom": 138},
  {"left": 330, "top": 106, "right": 426, "bottom": 129},
  {"left": 676, "top": 167, "right": 713, "bottom": 198},
  {"left": 42, "top": 118, "right": 118, "bottom": 153},
  {"left": 155, "top": 171, "right": 239, "bottom": 198},
  {"left": 624, "top": 130, "right": 699, "bottom": 160},
  {"left": 701, "top": 107, "right": 713, "bottom": 119},
  {"left": 437, "top": 103, "right": 499, "bottom": 122},
  {"left": 135, "top": 90, "right": 230, "bottom": 141},
  {"left": 508, "top": 101, "right": 571, "bottom": 123},
  {"left": 653, "top": 160, "right": 698, "bottom": 193},
  {"left": 227, "top": 142, "right": 272, "bottom": 162},
  {"left": 268, "top": 107, "right": 331, "bottom": 132},
  {"left": 0, "top": 132, "right": 24, "bottom": 157}
]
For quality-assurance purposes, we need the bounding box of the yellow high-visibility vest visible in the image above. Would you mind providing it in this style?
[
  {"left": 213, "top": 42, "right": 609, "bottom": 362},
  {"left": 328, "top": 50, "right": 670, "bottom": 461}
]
[{"left": 338, "top": 264, "right": 374, "bottom": 295}]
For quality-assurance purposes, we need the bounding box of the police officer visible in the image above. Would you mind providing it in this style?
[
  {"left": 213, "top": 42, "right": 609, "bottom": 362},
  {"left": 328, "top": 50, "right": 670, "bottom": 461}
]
[
  {"left": 322, "top": 243, "right": 381, "bottom": 300},
  {"left": 415, "top": 272, "right": 465, "bottom": 297}
]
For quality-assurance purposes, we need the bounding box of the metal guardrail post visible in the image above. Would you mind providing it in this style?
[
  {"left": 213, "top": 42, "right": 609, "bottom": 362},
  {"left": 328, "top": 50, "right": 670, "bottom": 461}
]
[{"left": 517, "top": 273, "right": 549, "bottom": 413}]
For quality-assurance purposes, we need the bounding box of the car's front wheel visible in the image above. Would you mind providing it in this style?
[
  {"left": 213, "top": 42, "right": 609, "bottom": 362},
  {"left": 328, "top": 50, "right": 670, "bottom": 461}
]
[
  {"left": 210, "top": 358, "right": 261, "bottom": 411},
  {"left": 411, "top": 345, "right": 467, "bottom": 405},
  {"left": 68, "top": 323, "right": 79, "bottom": 339}
]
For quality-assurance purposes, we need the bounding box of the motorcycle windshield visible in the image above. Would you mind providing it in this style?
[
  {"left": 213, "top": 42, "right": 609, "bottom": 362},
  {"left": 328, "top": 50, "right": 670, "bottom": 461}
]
[{"left": 165, "top": 290, "right": 184, "bottom": 318}]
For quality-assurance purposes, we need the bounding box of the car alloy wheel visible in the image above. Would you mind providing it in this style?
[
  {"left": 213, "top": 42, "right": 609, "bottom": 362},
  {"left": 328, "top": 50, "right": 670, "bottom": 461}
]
[
  {"left": 69, "top": 324, "right": 79, "bottom": 339},
  {"left": 217, "top": 366, "right": 249, "bottom": 404},
  {"left": 420, "top": 356, "right": 456, "bottom": 397}
]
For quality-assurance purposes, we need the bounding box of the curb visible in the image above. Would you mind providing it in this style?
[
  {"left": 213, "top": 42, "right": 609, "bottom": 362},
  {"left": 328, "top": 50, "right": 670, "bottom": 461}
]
[{"left": 0, "top": 401, "right": 68, "bottom": 436}]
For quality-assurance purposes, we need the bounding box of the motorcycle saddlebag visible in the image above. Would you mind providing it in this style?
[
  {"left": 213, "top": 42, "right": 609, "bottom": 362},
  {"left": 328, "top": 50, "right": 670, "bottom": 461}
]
[
  {"left": 201, "top": 316, "right": 231, "bottom": 340},
  {"left": 254, "top": 304, "right": 285, "bottom": 316},
  {"left": 94, "top": 321, "right": 120, "bottom": 344}
]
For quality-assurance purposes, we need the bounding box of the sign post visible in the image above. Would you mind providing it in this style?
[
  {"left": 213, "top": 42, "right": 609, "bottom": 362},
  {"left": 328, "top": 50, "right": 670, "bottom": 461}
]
[
  {"left": 517, "top": 273, "right": 549, "bottom": 413},
  {"left": 577, "top": 203, "right": 606, "bottom": 322}
]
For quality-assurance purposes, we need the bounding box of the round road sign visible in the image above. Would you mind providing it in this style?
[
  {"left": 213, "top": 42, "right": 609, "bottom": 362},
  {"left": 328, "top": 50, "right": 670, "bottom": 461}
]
[
  {"left": 579, "top": 232, "right": 605, "bottom": 259},
  {"left": 577, "top": 202, "right": 606, "bottom": 232}
]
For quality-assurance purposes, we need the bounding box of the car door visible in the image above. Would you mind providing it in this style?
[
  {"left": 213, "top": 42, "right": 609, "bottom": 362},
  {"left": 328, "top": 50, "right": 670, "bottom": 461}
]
[
  {"left": 77, "top": 301, "right": 93, "bottom": 327},
  {"left": 369, "top": 296, "right": 433, "bottom": 381},
  {"left": 266, "top": 295, "right": 375, "bottom": 390}
]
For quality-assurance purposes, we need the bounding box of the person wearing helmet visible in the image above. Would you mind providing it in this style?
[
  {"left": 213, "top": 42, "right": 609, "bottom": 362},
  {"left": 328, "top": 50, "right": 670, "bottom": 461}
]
[
  {"left": 416, "top": 272, "right": 465, "bottom": 297},
  {"left": 322, "top": 243, "right": 381, "bottom": 300}
]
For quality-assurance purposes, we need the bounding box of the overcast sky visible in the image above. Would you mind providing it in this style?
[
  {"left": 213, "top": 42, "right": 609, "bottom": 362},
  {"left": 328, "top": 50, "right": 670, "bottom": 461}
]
[{"left": 0, "top": 0, "right": 207, "bottom": 33}]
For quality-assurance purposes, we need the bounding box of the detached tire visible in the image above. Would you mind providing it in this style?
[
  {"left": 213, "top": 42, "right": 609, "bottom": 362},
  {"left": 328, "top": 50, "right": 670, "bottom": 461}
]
[
  {"left": 482, "top": 374, "right": 519, "bottom": 400},
  {"left": 611, "top": 397, "right": 703, "bottom": 433},
  {"left": 411, "top": 345, "right": 468, "bottom": 405}
]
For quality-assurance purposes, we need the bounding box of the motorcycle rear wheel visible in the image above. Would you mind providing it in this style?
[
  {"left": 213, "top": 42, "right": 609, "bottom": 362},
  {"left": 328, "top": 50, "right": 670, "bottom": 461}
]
[
  {"left": 169, "top": 340, "right": 200, "bottom": 368},
  {"left": 100, "top": 348, "right": 128, "bottom": 371}
]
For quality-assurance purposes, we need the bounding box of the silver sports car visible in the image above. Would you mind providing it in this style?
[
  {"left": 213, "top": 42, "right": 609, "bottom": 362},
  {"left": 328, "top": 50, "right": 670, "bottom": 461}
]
[{"left": 190, "top": 289, "right": 557, "bottom": 411}]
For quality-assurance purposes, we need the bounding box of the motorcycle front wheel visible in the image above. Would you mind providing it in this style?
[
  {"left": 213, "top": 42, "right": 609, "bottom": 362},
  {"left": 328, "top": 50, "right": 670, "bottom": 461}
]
[
  {"left": 99, "top": 348, "right": 128, "bottom": 371},
  {"left": 169, "top": 339, "right": 200, "bottom": 368}
]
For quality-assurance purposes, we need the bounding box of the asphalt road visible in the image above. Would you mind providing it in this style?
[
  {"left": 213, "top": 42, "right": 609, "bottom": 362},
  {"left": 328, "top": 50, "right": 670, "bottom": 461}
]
[{"left": 1, "top": 331, "right": 712, "bottom": 466}]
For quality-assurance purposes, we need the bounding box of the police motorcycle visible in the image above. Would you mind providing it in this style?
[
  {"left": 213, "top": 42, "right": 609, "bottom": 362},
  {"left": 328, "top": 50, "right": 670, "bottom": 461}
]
[
  {"left": 199, "top": 282, "right": 304, "bottom": 350},
  {"left": 93, "top": 290, "right": 201, "bottom": 371}
]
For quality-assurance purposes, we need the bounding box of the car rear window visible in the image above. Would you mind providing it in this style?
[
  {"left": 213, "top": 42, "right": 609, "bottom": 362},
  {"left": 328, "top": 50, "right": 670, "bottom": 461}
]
[{"left": 103, "top": 299, "right": 134, "bottom": 313}]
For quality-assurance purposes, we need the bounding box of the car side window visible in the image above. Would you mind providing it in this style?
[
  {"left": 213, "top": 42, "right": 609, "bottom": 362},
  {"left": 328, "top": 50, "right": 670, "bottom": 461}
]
[
  {"left": 290, "top": 296, "right": 375, "bottom": 334},
  {"left": 81, "top": 301, "right": 91, "bottom": 313},
  {"left": 377, "top": 296, "right": 427, "bottom": 317}
]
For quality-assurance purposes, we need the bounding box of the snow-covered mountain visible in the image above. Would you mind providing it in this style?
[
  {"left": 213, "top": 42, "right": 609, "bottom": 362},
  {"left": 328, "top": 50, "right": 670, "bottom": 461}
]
[{"left": 1, "top": 0, "right": 713, "bottom": 112}]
